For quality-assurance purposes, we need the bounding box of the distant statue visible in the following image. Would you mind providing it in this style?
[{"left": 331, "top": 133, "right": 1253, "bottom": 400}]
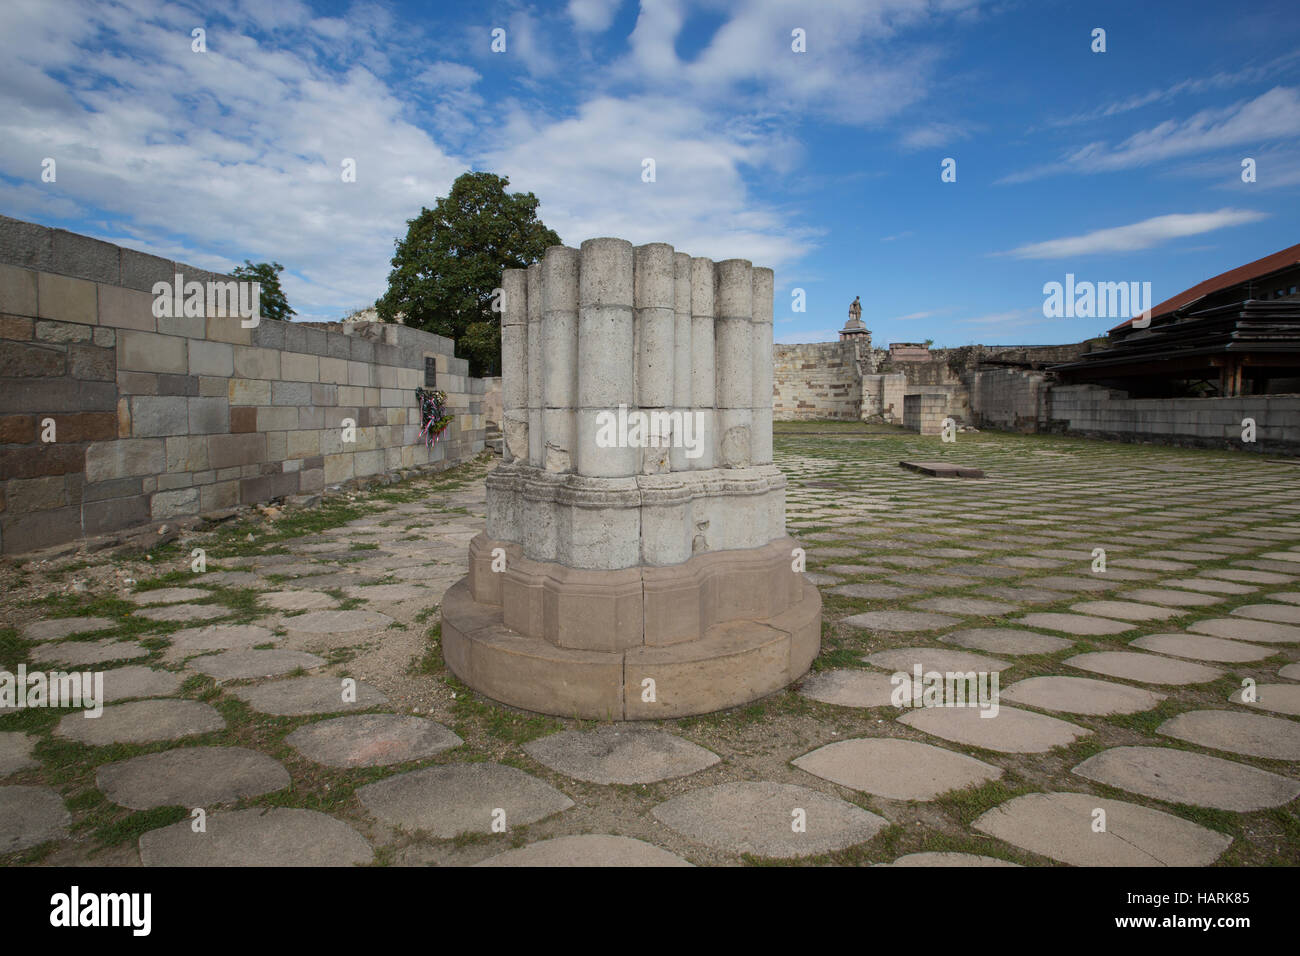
[{"left": 848, "top": 296, "right": 861, "bottom": 322}]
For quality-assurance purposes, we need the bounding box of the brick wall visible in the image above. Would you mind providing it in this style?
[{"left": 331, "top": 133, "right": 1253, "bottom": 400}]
[{"left": 0, "top": 216, "right": 484, "bottom": 555}]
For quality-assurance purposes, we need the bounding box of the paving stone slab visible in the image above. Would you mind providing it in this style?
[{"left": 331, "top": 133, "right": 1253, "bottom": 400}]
[
  {"left": 230, "top": 676, "right": 388, "bottom": 716},
  {"left": 287, "top": 714, "right": 462, "bottom": 768},
  {"left": 941, "top": 628, "right": 1073, "bottom": 656},
  {"left": 828, "top": 583, "right": 919, "bottom": 600},
  {"left": 794, "top": 737, "right": 1002, "bottom": 801},
  {"left": 283, "top": 609, "right": 394, "bottom": 633},
  {"left": 1201, "top": 568, "right": 1294, "bottom": 585},
  {"left": 196, "top": 571, "right": 265, "bottom": 589},
  {"left": 976, "top": 586, "right": 1072, "bottom": 605},
  {"left": 1279, "top": 662, "right": 1300, "bottom": 681},
  {"left": 100, "top": 666, "right": 186, "bottom": 702},
  {"left": 0, "top": 733, "right": 38, "bottom": 776},
  {"left": 1002, "top": 676, "right": 1165, "bottom": 715},
  {"left": 1023, "top": 576, "right": 1114, "bottom": 593},
  {"left": 946, "top": 564, "right": 1024, "bottom": 580},
  {"left": 476, "top": 835, "right": 693, "bottom": 867},
  {"left": 187, "top": 649, "right": 326, "bottom": 681},
  {"left": 31, "top": 639, "right": 147, "bottom": 666},
  {"left": 1229, "top": 683, "right": 1300, "bottom": 716},
  {"left": 651, "top": 781, "right": 887, "bottom": 858},
  {"left": 0, "top": 785, "right": 69, "bottom": 852},
  {"left": 1015, "top": 613, "right": 1134, "bottom": 635},
  {"left": 358, "top": 762, "right": 573, "bottom": 837},
  {"left": 864, "top": 646, "right": 1009, "bottom": 676},
  {"left": 343, "top": 584, "right": 436, "bottom": 603},
  {"left": 972, "top": 792, "right": 1230, "bottom": 866},
  {"left": 139, "top": 808, "right": 373, "bottom": 866},
  {"left": 20, "top": 617, "right": 116, "bottom": 642},
  {"left": 886, "top": 572, "right": 978, "bottom": 588},
  {"left": 913, "top": 597, "right": 1018, "bottom": 617},
  {"left": 1232, "top": 603, "right": 1300, "bottom": 625},
  {"left": 884, "top": 852, "right": 1019, "bottom": 867},
  {"left": 97, "top": 746, "right": 290, "bottom": 810},
  {"left": 259, "top": 591, "right": 338, "bottom": 611},
  {"left": 1116, "top": 588, "right": 1223, "bottom": 608},
  {"left": 1267, "top": 592, "right": 1300, "bottom": 605},
  {"left": 1065, "top": 651, "right": 1222, "bottom": 686},
  {"left": 842, "top": 611, "right": 962, "bottom": 632},
  {"left": 55, "top": 699, "right": 225, "bottom": 746},
  {"left": 1189, "top": 618, "right": 1300, "bottom": 644},
  {"left": 802, "top": 572, "right": 841, "bottom": 586},
  {"left": 899, "top": 704, "right": 1089, "bottom": 753},
  {"left": 1130, "top": 633, "right": 1273, "bottom": 663},
  {"left": 523, "top": 727, "right": 719, "bottom": 784},
  {"left": 134, "top": 604, "right": 227, "bottom": 623},
  {"left": 285, "top": 573, "right": 383, "bottom": 590},
  {"left": 1069, "top": 600, "right": 1181, "bottom": 622},
  {"left": 127, "top": 587, "right": 214, "bottom": 605},
  {"left": 1073, "top": 746, "right": 1300, "bottom": 811},
  {"left": 166, "top": 624, "right": 277, "bottom": 656},
  {"left": 1159, "top": 710, "right": 1300, "bottom": 761},
  {"left": 798, "top": 669, "right": 899, "bottom": 708}
]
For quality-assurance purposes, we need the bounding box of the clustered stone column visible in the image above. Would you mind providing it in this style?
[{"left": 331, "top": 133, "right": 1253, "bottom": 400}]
[{"left": 443, "top": 238, "right": 821, "bottom": 719}]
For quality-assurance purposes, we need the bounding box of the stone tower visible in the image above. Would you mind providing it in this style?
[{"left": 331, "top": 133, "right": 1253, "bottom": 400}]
[{"left": 441, "top": 238, "right": 821, "bottom": 719}]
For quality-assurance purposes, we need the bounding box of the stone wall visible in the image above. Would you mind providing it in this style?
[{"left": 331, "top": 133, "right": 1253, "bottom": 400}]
[
  {"left": 903, "top": 392, "right": 949, "bottom": 435},
  {"left": 772, "top": 341, "right": 863, "bottom": 420},
  {"left": 0, "top": 216, "right": 484, "bottom": 555},
  {"left": 969, "top": 368, "right": 1050, "bottom": 432}
]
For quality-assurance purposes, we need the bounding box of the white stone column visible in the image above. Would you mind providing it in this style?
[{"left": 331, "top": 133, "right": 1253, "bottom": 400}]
[
  {"left": 670, "top": 252, "right": 693, "bottom": 473},
  {"left": 500, "top": 268, "right": 529, "bottom": 462},
  {"left": 634, "top": 243, "right": 676, "bottom": 474},
  {"left": 714, "top": 258, "right": 753, "bottom": 468},
  {"left": 751, "top": 266, "right": 774, "bottom": 466},
  {"left": 689, "top": 257, "right": 716, "bottom": 470},
  {"left": 542, "top": 245, "right": 579, "bottom": 472},
  {"left": 577, "top": 238, "right": 636, "bottom": 477},
  {"left": 526, "top": 263, "right": 544, "bottom": 467}
]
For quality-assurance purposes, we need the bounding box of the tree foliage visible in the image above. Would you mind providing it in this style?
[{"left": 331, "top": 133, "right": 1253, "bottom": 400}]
[
  {"left": 376, "top": 171, "right": 560, "bottom": 376},
  {"left": 231, "top": 260, "right": 295, "bottom": 321}
]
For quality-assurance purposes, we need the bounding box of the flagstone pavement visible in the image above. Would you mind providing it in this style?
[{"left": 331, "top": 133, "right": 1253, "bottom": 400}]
[{"left": 2, "top": 424, "right": 1299, "bottom": 866}]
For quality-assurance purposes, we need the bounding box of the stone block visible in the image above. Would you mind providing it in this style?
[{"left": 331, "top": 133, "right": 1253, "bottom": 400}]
[
  {"left": 323, "top": 452, "right": 354, "bottom": 484},
  {"left": 208, "top": 433, "right": 266, "bottom": 469},
  {"left": 157, "top": 314, "right": 206, "bottom": 338},
  {"left": 119, "top": 329, "right": 187, "bottom": 374},
  {"left": 272, "top": 381, "right": 312, "bottom": 406},
  {"left": 50, "top": 411, "right": 116, "bottom": 442},
  {"left": 35, "top": 319, "right": 91, "bottom": 344},
  {"left": 233, "top": 346, "right": 280, "bottom": 380},
  {"left": 228, "top": 378, "right": 271, "bottom": 405},
  {"left": 265, "top": 430, "right": 287, "bottom": 462},
  {"left": 151, "top": 487, "right": 199, "bottom": 519},
  {"left": 200, "top": 479, "right": 240, "bottom": 511},
  {"left": 239, "top": 471, "right": 299, "bottom": 504},
  {"left": 319, "top": 356, "right": 348, "bottom": 384},
  {"left": 0, "top": 506, "right": 81, "bottom": 555},
  {"left": 69, "top": 344, "right": 115, "bottom": 381},
  {"left": 188, "top": 397, "right": 229, "bottom": 434},
  {"left": 0, "top": 264, "right": 38, "bottom": 317},
  {"left": 4, "top": 476, "right": 70, "bottom": 514},
  {"left": 83, "top": 494, "right": 150, "bottom": 535},
  {"left": 229, "top": 406, "right": 256, "bottom": 433},
  {"left": 0, "top": 442, "right": 84, "bottom": 480},
  {"left": 130, "top": 396, "right": 190, "bottom": 437},
  {"left": 257, "top": 406, "right": 298, "bottom": 432},
  {"left": 0, "top": 314, "right": 33, "bottom": 340},
  {"left": 155, "top": 372, "right": 198, "bottom": 395},
  {"left": 85, "top": 439, "right": 165, "bottom": 481},
  {"left": 37, "top": 272, "right": 97, "bottom": 325},
  {"left": 188, "top": 339, "right": 233, "bottom": 377},
  {"left": 281, "top": 351, "right": 318, "bottom": 382},
  {"left": 286, "top": 430, "right": 320, "bottom": 458},
  {"left": 0, "top": 342, "right": 64, "bottom": 377},
  {"left": 0, "top": 414, "right": 36, "bottom": 443},
  {"left": 96, "top": 285, "right": 155, "bottom": 332},
  {"left": 298, "top": 468, "right": 324, "bottom": 493}
]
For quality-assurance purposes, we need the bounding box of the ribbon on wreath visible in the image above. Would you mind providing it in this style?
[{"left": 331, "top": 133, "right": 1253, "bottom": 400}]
[{"left": 415, "top": 387, "right": 454, "bottom": 449}]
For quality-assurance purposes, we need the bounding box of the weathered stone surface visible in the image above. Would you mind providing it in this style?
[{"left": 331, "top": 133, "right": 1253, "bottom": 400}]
[
  {"left": 0, "top": 785, "right": 69, "bottom": 852},
  {"left": 1075, "top": 746, "right": 1300, "bottom": 811},
  {"left": 884, "top": 852, "right": 1019, "bottom": 867},
  {"left": 0, "top": 733, "right": 38, "bottom": 776},
  {"left": 134, "top": 603, "right": 227, "bottom": 623},
  {"left": 651, "top": 781, "right": 887, "bottom": 858},
  {"left": 31, "top": 639, "right": 147, "bottom": 666},
  {"left": 913, "top": 597, "right": 1018, "bottom": 617},
  {"left": 864, "top": 647, "right": 1009, "bottom": 674},
  {"left": 1002, "top": 676, "right": 1164, "bottom": 715},
  {"left": 842, "top": 610, "right": 961, "bottom": 632},
  {"left": 55, "top": 699, "right": 224, "bottom": 746},
  {"left": 139, "top": 808, "right": 373, "bottom": 866},
  {"left": 1159, "top": 710, "right": 1300, "bottom": 760},
  {"left": 793, "top": 737, "right": 1002, "bottom": 801},
  {"left": 798, "top": 669, "right": 898, "bottom": 708},
  {"left": 357, "top": 762, "right": 573, "bottom": 837},
  {"left": 97, "top": 746, "right": 290, "bottom": 809},
  {"left": 941, "top": 628, "right": 1072, "bottom": 656},
  {"left": 477, "top": 834, "right": 694, "bottom": 867},
  {"left": 1016, "top": 613, "right": 1134, "bottom": 635},
  {"left": 1189, "top": 618, "right": 1300, "bottom": 644},
  {"left": 973, "top": 792, "right": 1230, "bottom": 866},
  {"left": 1232, "top": 603, "right": 1300, "bottom": 625},
  {"left": 100, "top": 665, "right": 186, "bottom": 702},
  {"left": 127, "top": 587, "right": 213, "bottom": 605},
  {"left": 229, "top": 676, "right": 387, "bottom": 716},
  {"left": 1162, "top": 577, "right": 1256, "bottom": 595},
  {"left": 19, "top": 616, "right": 116, "bottom": 642},
  {"left": 1065, "top": 651, "right": 1222, "bottom": 686},
  {"left": 1202, "top": 568, "right": 1294, "bottom": 585},
  {"left": 1229, "top": 683, "right": 1300, "bottom": 716},
  {"left": 1068, "top": 600, "right": 1181, "bottom": 622},
  {"left": 259, "top": 590, "right": 338, "bottom": 611},
  {"left": 1129, "top": 633, "right": 1272, "bottom": 663},
  {"left": 899, "top": 705, "right": 1089, "bottom": 753},
  {"left": 187, "top": 648, "right": 325, "bottom": 681},
  {"left": 1116, "top": 588, "right": 1222, "bottom": 608},
  {"left": 283, "top": 609, "right": 393, "bottom": 633},
  {"left": 286, "top": 714, "right": 462, "bottom": 768},
  {"left": 1280, "top": 662, "right": 1300, "bottom": 680},
  {"left": 828, "top": 583, "right": 918, "bottom": 600},
  {"left": 523, "top": 727, "right": 718, "bottom": 784},
  {"left": 166, "top": 624, "right": 276, "bottom": 655}
]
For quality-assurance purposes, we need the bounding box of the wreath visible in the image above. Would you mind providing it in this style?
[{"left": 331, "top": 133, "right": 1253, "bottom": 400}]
[{"left": 415, "top": 387, "right": 454, "bottom": 449}]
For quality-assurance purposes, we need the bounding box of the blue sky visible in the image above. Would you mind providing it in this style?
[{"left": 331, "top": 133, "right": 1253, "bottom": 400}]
[{"left": 3, "top": 0, "right": 1298, "bottom": 347}]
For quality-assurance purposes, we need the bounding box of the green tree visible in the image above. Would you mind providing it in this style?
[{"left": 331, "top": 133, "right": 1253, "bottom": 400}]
[
  {"left": 231, "top": 260, "right": 296, "bottom": 321},
  {"left": 377, "top": 171, "right": 561, "bottom": 376}
]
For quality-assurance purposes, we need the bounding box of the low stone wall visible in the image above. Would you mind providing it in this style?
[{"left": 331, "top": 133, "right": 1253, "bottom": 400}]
[
  {"left": 903, "top": 392, "right": 949, "bottom": 435},
  {"left": 773, "top": 341, "right": 861, "bottom": 420},
  {"left": 0, "top": 215, "right": 484, "bottom": 555},
  {"left": 1045, "top": 385, "right": 1300, "bottom": 453},
  {"left": 969, "top": 368, "right": 1050, "bottom": 432}
]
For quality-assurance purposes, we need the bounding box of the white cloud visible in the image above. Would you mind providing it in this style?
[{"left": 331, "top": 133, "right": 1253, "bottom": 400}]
[
  {"left": 568, "top": 0, "right": 621, "bottom": 33},
  {"left": 1000, "top": 209, "right": 1268, "bottom": 260},
  {"left": 900, "top": 122, "right": 971, "bottom": 151}
]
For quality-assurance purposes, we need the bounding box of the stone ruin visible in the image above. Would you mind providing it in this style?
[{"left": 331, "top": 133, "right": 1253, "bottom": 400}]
[{"left": 441, "top": 238, "right": 822, "bottom": 719}]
